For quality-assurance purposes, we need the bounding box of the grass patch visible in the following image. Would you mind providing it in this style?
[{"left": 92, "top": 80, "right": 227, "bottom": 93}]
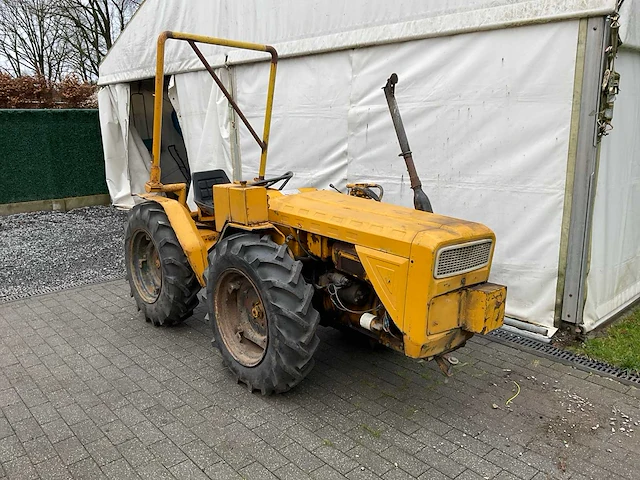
[
  {"left": 361, "top": 424, "right": 383, "bottom": 438},
  {"left": 572, "top": 307, "right": 640, "bottom": 372}
]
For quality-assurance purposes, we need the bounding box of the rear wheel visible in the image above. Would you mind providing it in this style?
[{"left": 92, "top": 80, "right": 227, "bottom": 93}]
[
  {"left": 125, "top": 202, "right": 200, "bottom": 326},
  {"left": 207, "top": 234, "right": 320, "bottom": 394}
]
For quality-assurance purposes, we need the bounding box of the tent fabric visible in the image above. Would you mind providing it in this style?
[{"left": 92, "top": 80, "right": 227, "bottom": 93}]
[
  {"left": 226, "top": 21, "right": 579, "bottom": 328},
  {"left": 98, "top": 0, "right": 616, "bottom": 86},
  {"left": 100, "top": 80, "right": 208, "bottom": 208},
  {"left": 231, "top": 49, "right": 352, "bottom": 191},
  {"left": 168, "top": 69, "right": 234, "bottom": 209},
  {"left": 620, "top": 0, "right": 640, "bottom": 50},
  {"left": 584, "top": 48, "right": 640, "bottom": 330},
  {"left": 98, "top": 84, "right": 151, "bottom": 208}
]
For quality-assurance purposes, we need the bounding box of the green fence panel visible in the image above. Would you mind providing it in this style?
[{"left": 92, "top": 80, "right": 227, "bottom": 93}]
[{"left": 0, "top": 109, "right": 106, "bottom": 204}]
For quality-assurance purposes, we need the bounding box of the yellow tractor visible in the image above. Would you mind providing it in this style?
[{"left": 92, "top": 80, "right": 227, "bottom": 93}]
[{"left": 125, "top": 32, "right": 506, "bottom": 394}]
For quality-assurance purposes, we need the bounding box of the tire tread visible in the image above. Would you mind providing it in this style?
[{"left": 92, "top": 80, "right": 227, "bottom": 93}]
[
  {"left": 207, "top": 233, "right": 320, "bottom": 394},
  {"left": 125, "top": 202, "right": 200, "bottom": 326}
]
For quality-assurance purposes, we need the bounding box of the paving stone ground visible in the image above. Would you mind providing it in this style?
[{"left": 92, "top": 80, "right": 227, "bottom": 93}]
[{"left": 0, "top": 279, "right": 639, "bottom": 480}]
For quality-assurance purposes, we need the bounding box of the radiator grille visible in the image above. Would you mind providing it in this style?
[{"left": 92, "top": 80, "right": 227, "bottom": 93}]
[{"left": 434, "top": 240, "right": 492, "bottom": 278}]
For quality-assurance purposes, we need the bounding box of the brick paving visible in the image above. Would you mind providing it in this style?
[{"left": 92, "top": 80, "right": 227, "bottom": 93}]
[{"left": 0, "top": 279, "right": 638, "bottom": 479}]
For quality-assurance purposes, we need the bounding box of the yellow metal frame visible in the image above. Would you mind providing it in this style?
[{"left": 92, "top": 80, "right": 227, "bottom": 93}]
[{"left": 147, "top": 31, "right": 278, "bottom": 199}]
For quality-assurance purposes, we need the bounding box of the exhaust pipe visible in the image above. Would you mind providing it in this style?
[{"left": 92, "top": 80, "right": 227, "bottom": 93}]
[{"left": 383, "top": 73, "right": 433, "bottom": 213}]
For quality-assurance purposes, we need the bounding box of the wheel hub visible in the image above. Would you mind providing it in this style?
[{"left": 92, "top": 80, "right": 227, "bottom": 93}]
[
  {"left": 214, "top": 269, "right": 268, "bottom": 367},
  {"left": 129, "top": 230, "right": 162, "bottom": 303},
  {"left": 251, "top": 302, "right": 264, "bottom": 320}
]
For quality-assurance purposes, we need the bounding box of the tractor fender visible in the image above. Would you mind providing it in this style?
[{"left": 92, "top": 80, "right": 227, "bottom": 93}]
[{"left": 138, "top": 194, "right": 208, "bottom": 286}]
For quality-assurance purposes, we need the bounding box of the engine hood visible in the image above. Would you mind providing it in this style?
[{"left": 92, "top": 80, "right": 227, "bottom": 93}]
[{"left": 267, "top": 189, "right": 493, "bottom": 257}]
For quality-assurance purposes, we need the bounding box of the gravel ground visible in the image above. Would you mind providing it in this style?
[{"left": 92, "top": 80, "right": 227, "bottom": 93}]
[{"left": 0, "top": 205, "right": 128, "bottom": 301}]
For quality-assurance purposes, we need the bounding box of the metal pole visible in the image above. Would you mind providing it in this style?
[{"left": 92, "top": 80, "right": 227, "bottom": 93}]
[
  {"left": 188, "top": 41, "right": 266, "bottom": 150},
  {"left": 383, "top": 74, "right": 433, "bottom": 213},
  {"left": 561, "top": 17, "right": 608, "bottom": 327},
  {"left": 149, "top": 32, "right": 169, "bottom": 187},
  {"left": 258, "top": 50, "right": 278, "bottom": 180},
  {"left": 147, "top": 31, "right": 279, "bottom": 189}
]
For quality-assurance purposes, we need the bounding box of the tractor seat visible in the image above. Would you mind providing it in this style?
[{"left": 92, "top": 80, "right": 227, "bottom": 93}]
[{"left": 192, "top": 169, "right": 231, "bottom": 215}]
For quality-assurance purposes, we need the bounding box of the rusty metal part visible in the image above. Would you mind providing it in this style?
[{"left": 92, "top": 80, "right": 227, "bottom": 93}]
[
  {"left": 304, "top": 232, "right": 330, "bottom": 259},
  {"left": 383, "top": 73, "right": 433, "bottom": 213},
  {"left": 250, "top": 171, "right": 294, "bottom": 189},
  {"left": 442, "top": 353, "right": 459, "bottom": 365},
  {"left": 251, "top": 301, "right": 264, "bottom": 320},
  {"left": 129, "top": 230, "right": 162, "bottom": 303},
  {"left": 347, "top": 183, "right": 384, "bottom": 201},
  {"left": 332, "top": 243, "right": 366, "bottom": 279},
  {"left": 597, "top": 12, "right": 621, "bottom": 138},
  {"left": 214, "top": 268, "right": 268, "bottom": 367},
  {"left": 435, "top": 355, "right": 454, "bottom": 377},
  {"left": 318, "top": 272, "right": 350, "bottom": 288},
  {"left": 317, "top": 271, "right": 370, "bottom": 307},
  {"left": 337, "top": 282, "right": 370, "bottom": 307}
]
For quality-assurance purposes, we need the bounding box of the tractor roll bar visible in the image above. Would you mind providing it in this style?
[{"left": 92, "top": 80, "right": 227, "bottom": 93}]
[{"left": 149, "top": 31, "right": 278, "bottom": 192}]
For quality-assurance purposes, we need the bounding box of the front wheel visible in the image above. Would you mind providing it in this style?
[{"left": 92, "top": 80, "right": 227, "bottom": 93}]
[
  {"left": 125, "top": 202, "right": 200, "bottom": 326},
  {"left": 207, "top": 234, "right": 320, "bottom": 394}
]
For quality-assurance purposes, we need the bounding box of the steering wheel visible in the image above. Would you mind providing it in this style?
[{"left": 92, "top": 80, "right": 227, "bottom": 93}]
[{"left": 250, "top": 171, "right": 294, "bottom": 190}]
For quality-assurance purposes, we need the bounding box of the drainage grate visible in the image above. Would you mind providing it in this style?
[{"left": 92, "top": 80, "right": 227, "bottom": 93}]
[
  {"left": 0, "top": 275, "right": 126, "bottom": 304},
  {"left": 488, "top": 328, "right": 640, "bottom": 387}
]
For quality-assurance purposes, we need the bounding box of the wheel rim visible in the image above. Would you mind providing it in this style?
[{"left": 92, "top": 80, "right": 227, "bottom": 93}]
[
  {"left": 214, "top": 268, "right": 268, "bottom": 367},
  {"left": 129, "top": 229, "right": 162, "bottom": 303}
]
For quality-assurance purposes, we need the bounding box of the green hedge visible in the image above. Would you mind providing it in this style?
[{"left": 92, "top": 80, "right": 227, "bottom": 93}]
[{"left": 0, "top": 109, "right": 107, "bottom": 204}]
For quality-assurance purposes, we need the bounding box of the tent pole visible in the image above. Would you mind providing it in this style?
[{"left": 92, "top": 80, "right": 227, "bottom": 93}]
[{"left": 561, "top": 16, "right": 608, "bottom": 329}]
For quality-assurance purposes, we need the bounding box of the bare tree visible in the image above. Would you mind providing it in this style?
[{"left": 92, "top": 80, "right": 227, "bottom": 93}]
[
  {"left": 0, "top": 0, "right": 69, "bottom": 81},
  {"left": 57, "top": 0, "right": 140, "bottom": 80},
  {"left": 0, "top": 0, "right": 139, "bottom": 82}
]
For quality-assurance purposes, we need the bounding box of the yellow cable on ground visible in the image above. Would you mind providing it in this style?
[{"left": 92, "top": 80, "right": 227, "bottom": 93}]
[{"left": 506, "top": 381, "right": 521, "bottom": 406}]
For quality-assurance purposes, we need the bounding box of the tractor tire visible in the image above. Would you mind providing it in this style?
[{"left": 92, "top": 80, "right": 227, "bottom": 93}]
[
  {"left": 207, "top": 233, "right": 320, "bottom": 394},
  {"left": 125, "top": 201, "right": 199, "bottom": 326}
]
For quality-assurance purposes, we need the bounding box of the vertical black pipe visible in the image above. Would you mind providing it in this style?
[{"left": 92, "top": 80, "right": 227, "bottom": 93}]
[{"left": 383, "top": 73, "right": 433, "bottom": 213}]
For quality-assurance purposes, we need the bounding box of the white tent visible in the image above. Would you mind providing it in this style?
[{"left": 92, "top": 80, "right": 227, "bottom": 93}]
[{"left": 98, "top": 0, "right": 640, "bottom": 334}]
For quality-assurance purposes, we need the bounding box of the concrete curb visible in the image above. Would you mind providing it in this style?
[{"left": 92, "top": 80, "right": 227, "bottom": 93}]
[{"left": 0, "top": 193, "right": 111, "bottom": 215}]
